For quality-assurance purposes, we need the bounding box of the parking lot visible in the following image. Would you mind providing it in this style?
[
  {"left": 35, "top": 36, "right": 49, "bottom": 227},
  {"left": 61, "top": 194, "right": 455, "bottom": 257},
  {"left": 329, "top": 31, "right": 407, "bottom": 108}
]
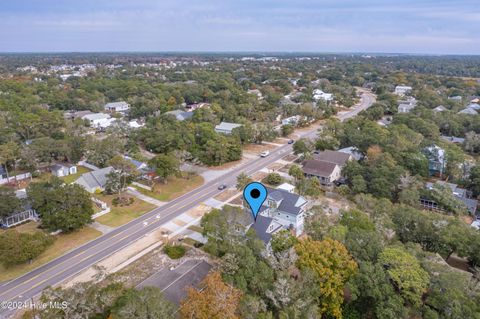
[{"left": 137, "top": 259, "right": 212, "bottom": 304}]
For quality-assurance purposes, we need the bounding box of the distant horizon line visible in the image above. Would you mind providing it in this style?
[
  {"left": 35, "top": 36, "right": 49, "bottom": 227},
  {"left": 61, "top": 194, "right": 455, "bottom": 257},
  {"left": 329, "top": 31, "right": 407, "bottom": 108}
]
[{"left": 0, "top": 50, "right": 479, "bottom": 57}]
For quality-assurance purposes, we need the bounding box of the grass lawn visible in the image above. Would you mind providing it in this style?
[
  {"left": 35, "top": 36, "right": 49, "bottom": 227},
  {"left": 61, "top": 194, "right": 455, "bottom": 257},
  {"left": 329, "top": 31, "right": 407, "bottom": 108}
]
[
  {"left": 0, "top": 224, "right": 102, "bottom": 282},
  {"left": 95, "top": 194, "right": 156, "bottom": 227},
  {"left": 135, "top": 175, "right": 204, "bottom": 202},
  {"left": 0, "top": 221, "right": 40, "bottom": 235},
  {"left": 61, "top": 166, "right": 91, "bottom": 184}
]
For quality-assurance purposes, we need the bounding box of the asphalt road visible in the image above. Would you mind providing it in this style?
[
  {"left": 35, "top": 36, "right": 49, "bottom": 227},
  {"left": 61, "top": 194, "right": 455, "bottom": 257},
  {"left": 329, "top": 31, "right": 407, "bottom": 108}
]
[{"left": 0, "top": 90, "right": 375, "bottom": 318}]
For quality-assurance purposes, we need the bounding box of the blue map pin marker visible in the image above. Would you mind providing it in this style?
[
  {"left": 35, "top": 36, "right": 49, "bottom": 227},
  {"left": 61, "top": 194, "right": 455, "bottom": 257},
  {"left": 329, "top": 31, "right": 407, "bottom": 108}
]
[{"left": 243, "top": 182, "right": 268, "bottom": 221}]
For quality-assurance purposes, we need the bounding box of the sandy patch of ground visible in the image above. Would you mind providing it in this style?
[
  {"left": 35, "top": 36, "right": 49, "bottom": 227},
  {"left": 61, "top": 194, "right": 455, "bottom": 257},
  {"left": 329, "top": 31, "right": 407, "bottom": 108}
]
[
  {"left": 173, "top": 220, "right": 188, "bottom": 227},
  {"left": 206, "top": 157, "right": 247, "bottom": 171},
  {"left": 229, "top": 196, "right": 244, "bottom": 206},
  {"left": 186, "top": 204, "right": 211, "bottom": 218},
  {"left": 282, "top": 154, "right": 298, "bottom": 162},
  {"left": 251, "top": 171, "right": 268, "bottom": 181},
  {"left": 214, "top": 189, "right": 239, "bottom": 202},
  {"left": 243, "top": 143, "right": 277, "bottom": 155},
  {"left": 446, "top": 255, "right": 471, "bottom": 272},
  {"left": 273, "top": 138, "right": 289, "bottom": 144},
  {"left": 267, "top": 162, "right": 285, "bottom": 171},
  {"left": 64, "top": 229, "right": 164, "bottom": 287},
  {"left": 279, "top": 163, "right": 293, "bottom": 173}
]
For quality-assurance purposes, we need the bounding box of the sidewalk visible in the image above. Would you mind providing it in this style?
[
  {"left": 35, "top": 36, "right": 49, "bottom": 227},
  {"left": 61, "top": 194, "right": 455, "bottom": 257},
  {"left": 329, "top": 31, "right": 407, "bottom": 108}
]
[{"left": 127, "top": 187, "right": 165, "bottom": 207}]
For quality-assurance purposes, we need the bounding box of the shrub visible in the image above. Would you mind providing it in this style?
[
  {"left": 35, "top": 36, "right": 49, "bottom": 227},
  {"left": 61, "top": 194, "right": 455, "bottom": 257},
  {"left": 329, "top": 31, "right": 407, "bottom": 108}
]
[
  {"left": 263, "top": 172, "right": 283, "bottom": 186},
  {"left": 112, "top": 197, "right": 135, "bottom": 207},
  {"left": 163, "top": 244, "right": 186, "bottom": 259}
]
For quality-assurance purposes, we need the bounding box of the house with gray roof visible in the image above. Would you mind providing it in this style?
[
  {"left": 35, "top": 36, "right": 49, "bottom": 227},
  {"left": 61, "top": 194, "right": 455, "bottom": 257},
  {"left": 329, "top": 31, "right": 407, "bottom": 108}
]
[
  {"left": 247, "top": 187, "right": 309, "bottom": 246},
  {"left": 251, "top": 215, "right": 283, "bottom": 244},
  {"left": 303, "top": 150, "right": 354, "bottom": 186},
  {"left": 457, "top": 108, "right": 478, "bottom": 115},
  {"left": 165, "top": 110, "right": 193, "bottom": 121},
  {"left": 421, "top": 181, "right": 477, "bottom": 215},
  {"left": 104, "top": 101, "right": 130, "bottom": 113},
  {"left": 214, "top": 122, "right": 242, "bottom": 135},
  {"left": 313, "top": 150, "right": 352, "bottom": 167},
  {"left": 433, "top": 105, "right": 447, "bottom": 113},
  {"left": 50, "top": 163, "right": 77, "bottom": 177},
  {"left": 74, "top": 166, "right": 113, "bottom": 193}
]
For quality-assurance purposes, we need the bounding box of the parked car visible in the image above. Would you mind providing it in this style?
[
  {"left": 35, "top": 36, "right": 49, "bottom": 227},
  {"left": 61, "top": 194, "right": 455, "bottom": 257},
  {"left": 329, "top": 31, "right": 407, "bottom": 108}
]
[
  {"left": 288, "top": 139, "right": 294, "bottom": 144},
  {"left": 260, "top": 151, "right": 270, "bottom": 157},
  {"left": 218, "top": 184, "right": 227, "bottom": 190}
]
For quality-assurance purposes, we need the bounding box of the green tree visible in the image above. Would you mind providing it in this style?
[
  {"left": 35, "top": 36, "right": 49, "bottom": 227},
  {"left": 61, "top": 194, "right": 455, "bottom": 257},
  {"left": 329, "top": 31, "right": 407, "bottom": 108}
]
[
  {"left": 0, "top": 186, "right": 22, "bottom": 218},
  {"left": 270, "top": 230, "right": 298, "bottom": 253},
  {"left": 0, "top": 141, "right": 20, "bottom": 180},
  {"left": 148, "top": 153, "right": 179, "bottom": 184},
  {"left": 0, "top": 230, "right": 54, "bottom": 266},
  {"left": 111, "top": 287, "right": 176, "bottom": 319},
  {"left": 105, "top": 155, "right": 138, "bottom": 196},
  {"left": 263, "top": 172, "right": 283, "bottom": 186},
  {"left": 292, "top": 139, "right": 311, "bottom": 155},
  {"left": 379, "top": 246, "right": 430, "bottom": 306},
  {"left": 27, "top": 178, "right": 94, "bottom": 232},
  {"left": 281, "top": 124, "right": 294, "bottom": 137},
  {"left": 236, "top": 172, "right": 253, "bottom": 191},
  {"left": 295, "top": 238, "right": 357, "bottom": 319},
  {"left": 467, "top": 165, "right": 480, "bottom": 197},
  {"left": 347, "top": 262, "right": 407, "bottom": 319},
  {"left": 288, "top": 164, "right": 304, "bottom": 182}
]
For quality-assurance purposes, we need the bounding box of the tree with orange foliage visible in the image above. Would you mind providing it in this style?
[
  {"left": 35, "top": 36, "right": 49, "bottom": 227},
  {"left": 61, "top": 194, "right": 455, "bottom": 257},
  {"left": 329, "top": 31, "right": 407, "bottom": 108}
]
[
  {"left": 180, "top": 271, "right": 242, "bottom": 319},
  {"left": 295, "top": 238, "right": 357, "bottom": 319}
]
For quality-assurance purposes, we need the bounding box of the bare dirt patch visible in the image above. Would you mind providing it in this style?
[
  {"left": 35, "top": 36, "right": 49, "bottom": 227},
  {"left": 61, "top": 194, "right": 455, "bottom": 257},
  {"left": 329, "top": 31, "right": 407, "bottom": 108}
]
[
  {"left": 243, "top": 143, "right": 277, "bottom": 155},
  {"left": 251, "top": 171, "right": 268, "bottom": 181},
  {"left": 273, "top": 138, "right": 289, "bottom": 144},
  {"left": 207, "top": 157, "right": 246, "bottom": 171},
  {"left": 282, "top": 154, "right": 298, "bottom": 162},
  {"left": 229, "top": 196, "right": 244, "bottom": 206},
  {"left": 214, "top": 189, "right": 239, "bottom": 202},
  {"left": 267, "top": 163, "right": 284, "bottom": 171},
  {"left": 279, "top": 164, "right": 292, "bottom": 174},
  {"left": 186, "top": 204, "right": 211, "bottom": 218},
  {"left": 446, "top": 255, "right": 471, "bottom": 272}
]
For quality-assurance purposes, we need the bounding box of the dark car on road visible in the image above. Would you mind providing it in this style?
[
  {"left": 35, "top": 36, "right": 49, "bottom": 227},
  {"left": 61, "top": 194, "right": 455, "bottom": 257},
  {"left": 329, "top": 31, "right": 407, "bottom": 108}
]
[{"left": 288, "top": 139, "right": 294, "bottom": 144}]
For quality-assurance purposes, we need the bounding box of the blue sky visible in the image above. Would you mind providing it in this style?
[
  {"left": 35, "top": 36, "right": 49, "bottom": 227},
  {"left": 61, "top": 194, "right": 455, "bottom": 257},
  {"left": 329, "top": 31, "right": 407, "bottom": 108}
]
[{"left": 0, "top": 0, "right": 479, "bottom": 54}]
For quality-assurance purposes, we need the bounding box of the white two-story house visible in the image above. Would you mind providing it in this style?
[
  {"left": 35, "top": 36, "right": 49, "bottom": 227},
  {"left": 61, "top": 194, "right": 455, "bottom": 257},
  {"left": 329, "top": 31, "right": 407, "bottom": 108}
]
[{"left": 249, "top": 186, "right": 309, "bottom": 246}]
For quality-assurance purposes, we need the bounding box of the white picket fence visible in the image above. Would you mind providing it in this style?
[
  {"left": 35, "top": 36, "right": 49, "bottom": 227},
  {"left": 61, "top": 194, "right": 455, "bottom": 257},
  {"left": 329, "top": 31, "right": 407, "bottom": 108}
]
[
  {"left": 91, "top": 197, "right": 111, "bottom": 219},
  {"left": 0, "top": 172, "right": 32, "bottom": 185},
  {"left": 0, "top": 209, "right": 38, "bottom": 228}
]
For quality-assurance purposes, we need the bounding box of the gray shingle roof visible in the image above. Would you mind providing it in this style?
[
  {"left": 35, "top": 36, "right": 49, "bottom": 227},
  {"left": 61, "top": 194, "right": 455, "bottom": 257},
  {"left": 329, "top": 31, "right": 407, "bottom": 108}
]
[
  {"left": 266, "top": 187, "right": 306, "bottom": 216},
  {"left": 251, "top": 215, "right": 281, "bottom": 244},
  {"left": 165, "top": 110, "right": 193, "bottom": 121},
  {"left": 313, "top": 150, "right": 351, "bottom": 166},
  {"left": 302, "top": 160, "right": 338, "bottom": 178},
  {"left": 76, "top": 166, "right": 113, "bottom": 189}
]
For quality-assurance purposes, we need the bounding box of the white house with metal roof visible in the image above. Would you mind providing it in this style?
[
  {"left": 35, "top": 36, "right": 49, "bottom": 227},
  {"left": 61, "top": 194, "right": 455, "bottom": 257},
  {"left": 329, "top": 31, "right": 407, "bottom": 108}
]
[
  {"left": 214, "top": 122, "right": 242, "bottom": 135},
  {"left": 104, "top": 101, "right": 130, "bottom": 113}
]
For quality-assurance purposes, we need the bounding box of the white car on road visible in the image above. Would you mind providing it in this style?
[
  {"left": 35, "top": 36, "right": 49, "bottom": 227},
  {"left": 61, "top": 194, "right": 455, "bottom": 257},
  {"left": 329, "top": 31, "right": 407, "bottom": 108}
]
[{"left": 260, "top": 151, "right": 270, "bottom": 157}]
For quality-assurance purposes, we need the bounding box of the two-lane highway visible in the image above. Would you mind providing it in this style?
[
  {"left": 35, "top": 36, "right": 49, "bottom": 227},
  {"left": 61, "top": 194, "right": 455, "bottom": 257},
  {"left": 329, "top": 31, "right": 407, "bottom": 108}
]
[
  {"left": 0, "top": 90, "right": 375, "bottom": 318},
  {"left": 0, "top": 141, "right": 294, "bottom": 318}
]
